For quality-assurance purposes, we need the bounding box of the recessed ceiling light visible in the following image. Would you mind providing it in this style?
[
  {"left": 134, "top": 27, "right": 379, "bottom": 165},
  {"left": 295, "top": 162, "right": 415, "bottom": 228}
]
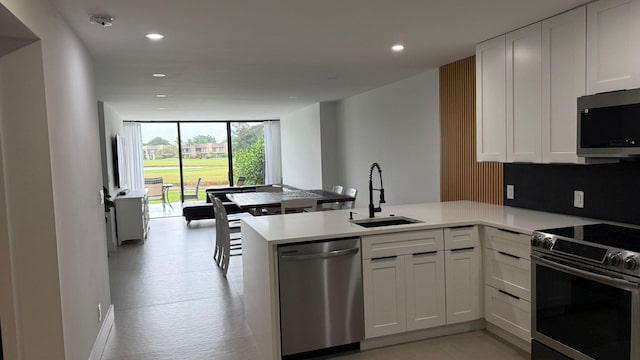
[
  {"left": 152, "top": 73, "right": 166, "bottom": 78},
  {"left": 146, "top": 33, "right": 164, "bottom": 40},
  {"left": 157, "top": 107, "right": 166, "bottom": 110},
  {"left": 156, "top": 94, "right": 167, "bottom": 98},
  {"left": 288, "top": 96, "right": 297, "bottom": 99},
  {"left": 391, "top": 44, "right": 405, "bottom": 52}
]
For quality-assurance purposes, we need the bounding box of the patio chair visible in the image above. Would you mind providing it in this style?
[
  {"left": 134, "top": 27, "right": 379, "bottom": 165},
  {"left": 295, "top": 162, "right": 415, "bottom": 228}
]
[
  {"left": 236, "top": 176, "right": 246, "bottom": 186},
  {"left": 182, "top": 176, "right": 201, "bottom": 202},
  {"left": 144, "top": 177, "right": 165, "bottom": 207}
]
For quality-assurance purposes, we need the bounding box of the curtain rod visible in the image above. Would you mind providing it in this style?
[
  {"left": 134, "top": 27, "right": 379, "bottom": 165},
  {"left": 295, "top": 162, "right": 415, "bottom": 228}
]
[{"left": 124, "top": 119, "right": 279, "bottom": 124}]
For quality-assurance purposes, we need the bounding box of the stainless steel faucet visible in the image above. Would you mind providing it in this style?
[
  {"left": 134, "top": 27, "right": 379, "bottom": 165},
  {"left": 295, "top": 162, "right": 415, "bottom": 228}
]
[{"left": 368, "top": 162, "right": 386, "bottom": 218}]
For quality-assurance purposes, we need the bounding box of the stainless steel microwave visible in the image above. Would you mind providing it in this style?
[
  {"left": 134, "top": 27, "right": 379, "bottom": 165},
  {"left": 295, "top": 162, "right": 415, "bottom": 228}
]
[{"left": 577, "top": 88, "right": 640, "bottom": 158}]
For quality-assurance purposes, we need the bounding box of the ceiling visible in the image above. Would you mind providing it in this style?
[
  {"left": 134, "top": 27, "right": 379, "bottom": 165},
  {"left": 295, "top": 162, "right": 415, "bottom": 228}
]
[{"left": 50, "top": 0, "right": 590, "bottom": 121}]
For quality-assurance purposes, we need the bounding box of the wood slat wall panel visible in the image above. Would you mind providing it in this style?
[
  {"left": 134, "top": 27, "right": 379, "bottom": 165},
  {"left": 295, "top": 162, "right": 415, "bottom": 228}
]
[{"left": 440, "top": 56, "right": 503, "bottom": 205}]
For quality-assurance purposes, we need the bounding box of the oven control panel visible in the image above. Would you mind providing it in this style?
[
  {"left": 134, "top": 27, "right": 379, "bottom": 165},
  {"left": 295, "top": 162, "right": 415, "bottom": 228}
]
[{"left": 531, "top": 231, "right": 640, "bottom": 277}]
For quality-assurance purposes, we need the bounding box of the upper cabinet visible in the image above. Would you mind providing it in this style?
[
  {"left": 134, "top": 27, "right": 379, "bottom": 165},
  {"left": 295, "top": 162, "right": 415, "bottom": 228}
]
[
  {"left": 506, "top": 23, "right": 542, "bottom": 163},
  {"left": 541, "top": 7, "right": 586, "bottom": 164},
  {"left": 476, "top": 6, "right": 587, "bottom": 164},
  {"left": 587, "top": 0, "right": 640, "bottom": 94},
  {"left": 476, "top": 36, "right": 506, "bottom": 162}
]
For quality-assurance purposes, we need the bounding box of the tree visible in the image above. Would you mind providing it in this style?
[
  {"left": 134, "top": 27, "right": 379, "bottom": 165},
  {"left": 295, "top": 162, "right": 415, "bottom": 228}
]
[
  {"left": 192, "top": 134, "right": 216, "bottom": 144},
  {"left": 233, "top": 136, "right": 264, "bottom": 185},
  {"left": 146, "top": 136, "right": 171, "bottom": 146},
  {"left": 232, "top": 123, "right": 264, "bottom": 150},
  {"left": 156, "top": 145, "right": 178, "bottom": 159}
]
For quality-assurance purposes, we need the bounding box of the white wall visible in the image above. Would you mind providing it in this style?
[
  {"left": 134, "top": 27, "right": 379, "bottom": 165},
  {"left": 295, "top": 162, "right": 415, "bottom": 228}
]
[
  {"left": 280, "top": 104, "right": 323, "bottom": 189},
  {"left": 335, "top": 70, "right": 440, "bottom": 207},
  {"left": 320, "top": 102, "right": 339, "bottom": 189},
  {"left": 98, "top": 101, "right": 124, "bottom": 252},
  {"left": 0, "top": 0, "right": 111, "bottom": 359}
]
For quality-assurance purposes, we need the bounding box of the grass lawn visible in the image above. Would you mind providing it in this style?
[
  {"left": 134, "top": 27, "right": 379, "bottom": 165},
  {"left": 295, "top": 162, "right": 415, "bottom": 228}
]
[{"left": 144, "top": 157, "right": 230, "bottom": 204}]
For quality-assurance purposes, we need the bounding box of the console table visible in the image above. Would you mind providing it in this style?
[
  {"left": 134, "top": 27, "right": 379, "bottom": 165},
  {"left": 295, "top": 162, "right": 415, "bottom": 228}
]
[{"left": 115, "top": 188, "right": 149, "bottom": 245}]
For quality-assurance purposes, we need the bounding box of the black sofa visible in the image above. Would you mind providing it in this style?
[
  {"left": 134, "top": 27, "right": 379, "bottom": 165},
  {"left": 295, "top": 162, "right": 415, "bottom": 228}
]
[{"left": 182, "top": 186, "right": 257, "bottom": 224}]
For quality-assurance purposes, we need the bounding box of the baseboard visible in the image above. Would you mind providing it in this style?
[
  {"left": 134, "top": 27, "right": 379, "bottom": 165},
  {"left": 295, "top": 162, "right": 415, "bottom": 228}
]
[
  {"left": 88, "top": 304, "right": 114, "bottom": 360},
  {"left": 485, "top": 322, "right": 531, "bottom": 354},
  {"left": 360, "top": 319, "right": 485, "bottom": 351}
]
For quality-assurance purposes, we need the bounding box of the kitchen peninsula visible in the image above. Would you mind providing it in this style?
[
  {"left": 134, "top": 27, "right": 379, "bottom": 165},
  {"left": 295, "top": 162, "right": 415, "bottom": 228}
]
[{"left": 242, "top": 201, "right": 597, "bottom": 360}]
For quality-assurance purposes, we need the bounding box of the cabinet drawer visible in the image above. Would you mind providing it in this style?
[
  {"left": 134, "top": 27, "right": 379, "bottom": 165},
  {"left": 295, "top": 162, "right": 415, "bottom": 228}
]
[
  {"left": 483, "top": 227, "right": 530, "bottom": 259},
  {"left": 362, "top": 229, "right": 444, "bottom": 259},
  {"left": 485, "top": 249, "right": 531, "bottom": 301},
  {"left": 485, "top": 285, "right": 531, "bottom": 342},
  {"left": 444, "top": 225, "right": 479, "bottom": 250}
]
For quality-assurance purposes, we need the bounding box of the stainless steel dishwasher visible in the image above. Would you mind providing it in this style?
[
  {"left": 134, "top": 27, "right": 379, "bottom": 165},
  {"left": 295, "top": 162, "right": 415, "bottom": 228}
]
[{"left": 278, "top": 237, "right": 364, "bottom": 357}]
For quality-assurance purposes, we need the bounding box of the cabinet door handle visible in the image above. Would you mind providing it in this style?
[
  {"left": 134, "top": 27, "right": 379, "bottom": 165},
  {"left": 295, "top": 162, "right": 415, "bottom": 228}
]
[
  {"left": 498, "top": 289, "right": 520, "bottom": 300},
  {"left": 372, "top": 255, "right": 397, "bottom": 261},
  {"left": 413, "top": 251, "right": 438, "bottom": 257},
  {"left": 498, "top": 251, "right": 520, "bottom": 260},
  {"left": 450, "top": 247, "right": 474, "bottom": 252}
]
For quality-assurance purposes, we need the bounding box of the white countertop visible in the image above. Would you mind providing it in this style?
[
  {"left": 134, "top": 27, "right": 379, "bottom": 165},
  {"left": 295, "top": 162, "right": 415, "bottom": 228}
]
[{"left": 241, "top": 200, "right": 600, "bottom": 245}]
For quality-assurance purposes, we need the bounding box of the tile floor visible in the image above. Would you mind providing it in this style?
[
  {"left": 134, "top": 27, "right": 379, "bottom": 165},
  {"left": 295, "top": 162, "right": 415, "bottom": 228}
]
[{"left": 102, "top": 216, "right": 529, "bottom": 360}]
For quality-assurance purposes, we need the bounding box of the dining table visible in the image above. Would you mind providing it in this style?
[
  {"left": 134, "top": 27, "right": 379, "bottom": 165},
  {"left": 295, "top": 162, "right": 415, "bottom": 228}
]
[{"left": 226, "top": 189, "right": 355, "bottom": 213}]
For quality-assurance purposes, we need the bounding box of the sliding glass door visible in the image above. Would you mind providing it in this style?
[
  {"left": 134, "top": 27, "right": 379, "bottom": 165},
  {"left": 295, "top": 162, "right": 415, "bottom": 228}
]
[
  {"left": 137, "top": 120, "right": 270, "bottom": 218},
  {"left": 231, "top": 122, "right": 265, "bottom": 186},
  {"left": 140, "top": 123, "right": 182, "bottom": 218},
  {"left": 179, "top": 123, "right": 230, "bottom": 203}
]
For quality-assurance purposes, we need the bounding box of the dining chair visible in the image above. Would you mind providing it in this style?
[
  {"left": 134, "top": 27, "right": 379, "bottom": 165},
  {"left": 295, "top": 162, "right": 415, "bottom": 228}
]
[
  {"left": 212, "top": 196, "right": 242, "bottom": 276},
  {"left": 342, "top": 188, "right": 358, "bottom": 209},
  {"left": 281, "top": 198, "right": 318, "bottom": 214},
  {"left": 182, "top": 176, "right": 201, "bottom": 202},
  {"left": 332, "top": 185, "right": 344, "bottom": 195},
  {"left": 319, "top": 185, "right": 345, "bottom": 210},
  {"left": 144, "top": 177, "right": 165, "bottom": 207}
]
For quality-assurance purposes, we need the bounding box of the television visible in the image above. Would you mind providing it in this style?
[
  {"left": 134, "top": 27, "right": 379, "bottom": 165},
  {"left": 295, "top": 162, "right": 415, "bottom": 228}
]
[{"left": 113, "top": 134, "right": 128, "bottom": 193}]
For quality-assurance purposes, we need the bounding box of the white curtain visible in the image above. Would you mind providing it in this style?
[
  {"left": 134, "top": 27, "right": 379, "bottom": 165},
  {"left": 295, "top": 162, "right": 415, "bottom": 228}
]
[
  {"left": 123, "top": 122, "right": 145, "bottom": 190},
  {"left": 263, "top": 120, "right": 282, "bottom": 184}
]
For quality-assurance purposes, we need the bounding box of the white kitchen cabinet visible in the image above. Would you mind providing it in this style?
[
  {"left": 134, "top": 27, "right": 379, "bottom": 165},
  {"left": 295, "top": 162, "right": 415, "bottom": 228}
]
[
  {"left": 485, "top": 286, "right": 531, "bottom": 342},
  {"left": 587, "top": 0, "right": 640, "bottom": 94},
  {"left": 444, "top": 226, "right": 481, "bottom": 324},
  {"left": 506, "top": 23, "right": 542, "bottom": 163},
  {"left": 476, "top": 6, "right": 588, "bottom": 164},
  {"left": 362, "top": 230, "right": 446, "bottom": 338},
  {"left": 476, "top": 35, "right": 507, "bottom": 162},
  {"left": 363, "top": 255, "right": 406, "bottom": 338},
  {"left": 541, "top": 6, "right": 586, "bottom": 164},
  {"left": 482, "top": 226, "right": 531, "bottom": 343},
  {"left": 115, "top": 189, "right": 149, "bottom": 245},
  {"left": 445, "top": 247, "right": 481, "bottom": 324},
  {"left": 405, "top": 251, "right": 446, "bottom": 331}
]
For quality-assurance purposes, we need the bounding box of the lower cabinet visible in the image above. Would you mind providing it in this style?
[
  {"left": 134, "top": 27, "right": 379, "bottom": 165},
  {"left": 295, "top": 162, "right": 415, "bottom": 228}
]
[
  {"left": 362, "top": 226, "right": 481, "bottom": 339},
  {"left": 115, "top": 189, "right": 149, "bottom": 245},
  {"left": 363, "top": 255, "right": 407, "bottom": 338},
  {"left": 483, "top": 226, "right": 532, "bottom": 342},
  {"left": 445, "top": 246, "right": 481, "bottom": 324}
]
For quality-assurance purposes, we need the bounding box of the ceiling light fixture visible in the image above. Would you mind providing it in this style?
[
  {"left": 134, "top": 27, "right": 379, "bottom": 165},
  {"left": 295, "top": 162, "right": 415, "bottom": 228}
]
[
  {"left": 391, "top": 44, "right": 405, "bottom": 52},
  {"left": 152, "top": 73, "right": 166, "bottom": 78},
  {"left": 156, "top": 94, "right": 167, "bottom": 98},
  {"left": 146, "top": 33, "right": 164, "bottom": 40}
]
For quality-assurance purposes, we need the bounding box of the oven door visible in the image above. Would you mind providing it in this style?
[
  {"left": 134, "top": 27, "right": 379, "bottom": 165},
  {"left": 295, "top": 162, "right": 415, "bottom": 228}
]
[{"left": 532, "top": 254, "right": 640, "bottom": 360}]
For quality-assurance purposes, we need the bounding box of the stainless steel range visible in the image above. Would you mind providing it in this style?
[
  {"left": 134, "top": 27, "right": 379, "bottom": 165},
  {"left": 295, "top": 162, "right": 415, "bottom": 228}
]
[{"left": 531, "top": 223, "right": 640, "bottom": 360}]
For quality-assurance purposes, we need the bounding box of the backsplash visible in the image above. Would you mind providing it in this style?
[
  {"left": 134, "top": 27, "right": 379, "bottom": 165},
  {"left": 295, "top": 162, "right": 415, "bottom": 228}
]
[{"left": 503, "top": 161, "right": 640, "bottom": 226}]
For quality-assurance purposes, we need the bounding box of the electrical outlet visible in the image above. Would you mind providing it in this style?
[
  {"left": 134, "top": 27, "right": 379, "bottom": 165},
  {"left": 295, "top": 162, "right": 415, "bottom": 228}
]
[
  {"left": 506, "top": 185, "right": 515, "bottom": 200},
  {"left": 574, "top": 190, "right": 584, "bottom": 208},
  {"left": 98, "top": 303, "right": 102, "bottom": 322}
]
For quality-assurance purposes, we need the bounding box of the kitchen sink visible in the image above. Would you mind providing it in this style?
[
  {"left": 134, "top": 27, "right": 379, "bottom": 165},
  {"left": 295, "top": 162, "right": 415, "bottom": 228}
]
[{"left": 352, "top": 216, "right": 422, "bottom": 228}]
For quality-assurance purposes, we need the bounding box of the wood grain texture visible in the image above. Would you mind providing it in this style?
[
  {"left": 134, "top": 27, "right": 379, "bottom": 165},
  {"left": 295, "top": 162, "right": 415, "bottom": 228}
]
[{"left": 440, "top": 56, "right": 503, "bottom": 205}]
